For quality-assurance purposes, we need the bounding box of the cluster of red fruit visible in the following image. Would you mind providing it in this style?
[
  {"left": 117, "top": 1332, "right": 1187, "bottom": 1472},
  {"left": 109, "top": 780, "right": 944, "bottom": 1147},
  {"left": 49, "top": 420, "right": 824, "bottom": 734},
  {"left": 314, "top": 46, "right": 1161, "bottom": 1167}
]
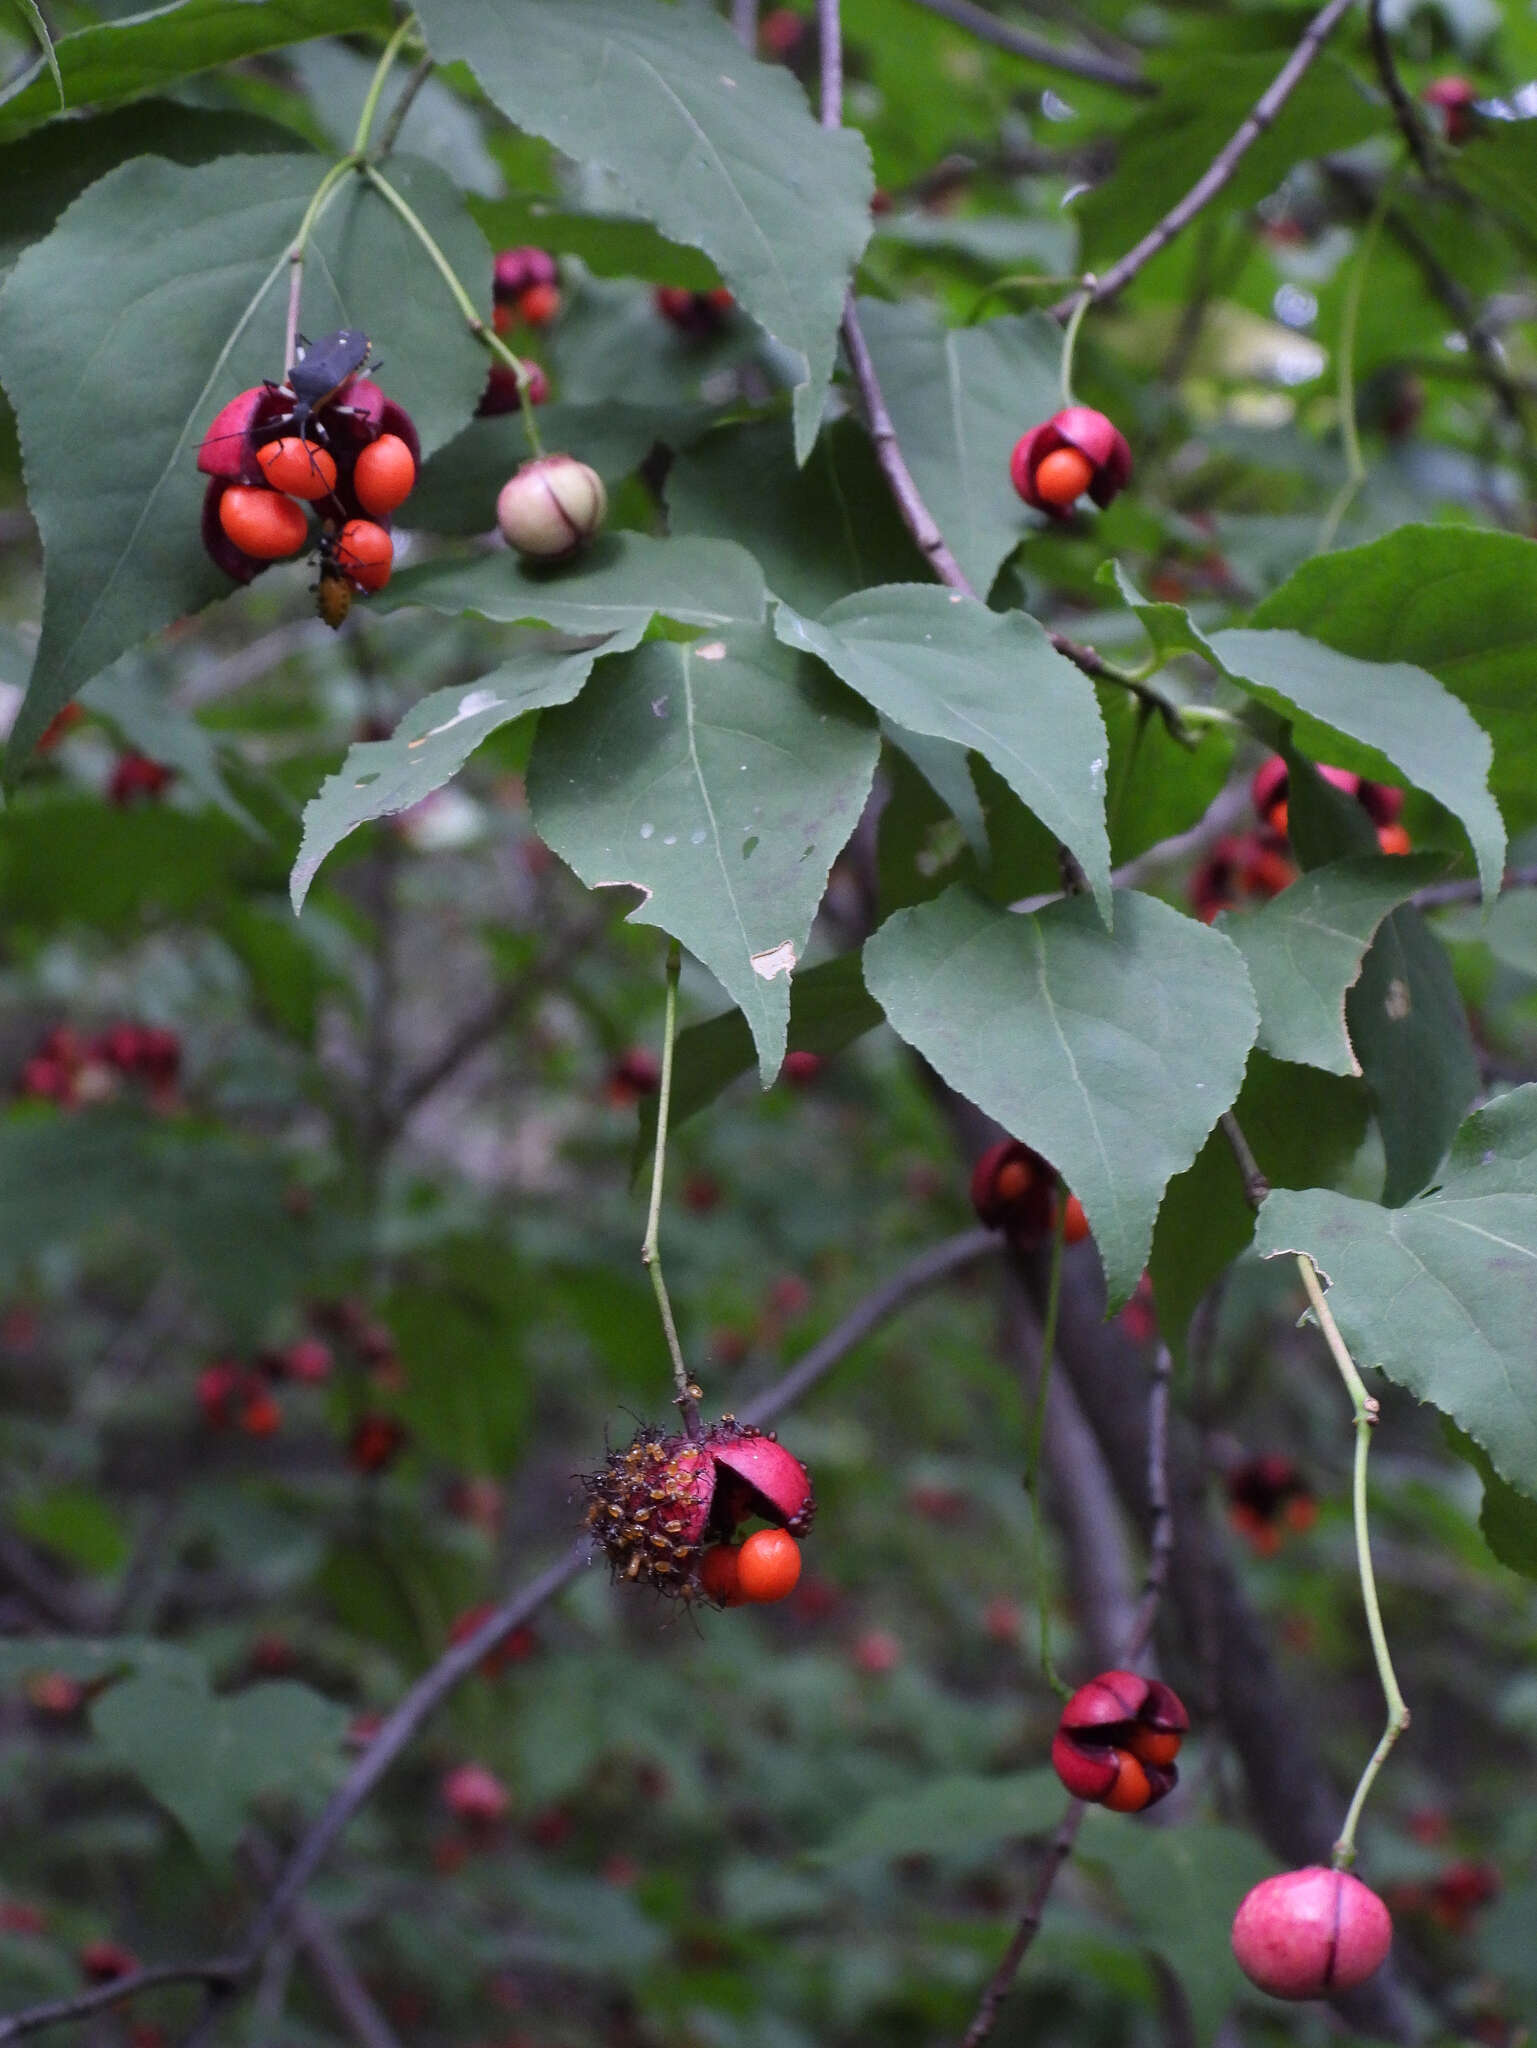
[
  {"left": 197, "top": 332, "right": 420, "bottom": 620},
  {"left": 1225, "top": 1453, "right": 1317, "bottom": 1557},
  {"left": 1011, "top": 406, "right": 1132, "bottom": 519},
  {"left": 16, "top": 1022, "right": 179, "bottom": 1110},
  {"left": 970, "top": 1138, "right": 1090, "bottom": 1250},
  {"left": 1050, "top": 1671, "right": 1393, "bottom": 1998},
  {"left": 582, "top": 1416, "right": 813, "bottom": 1605},
  {"left": 1189, "top": 754, "right": 1408, "bottom": 921},
  {"left": 479, "top": 247, "right": 557, "bottom": 415}
]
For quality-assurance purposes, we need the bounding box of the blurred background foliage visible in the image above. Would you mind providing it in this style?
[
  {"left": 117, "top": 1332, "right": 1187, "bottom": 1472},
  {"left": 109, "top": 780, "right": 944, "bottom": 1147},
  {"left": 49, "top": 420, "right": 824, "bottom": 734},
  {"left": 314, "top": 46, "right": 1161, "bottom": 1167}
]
[{"left": 2, "top": 0, "right": 1537, "bottom": 2044}]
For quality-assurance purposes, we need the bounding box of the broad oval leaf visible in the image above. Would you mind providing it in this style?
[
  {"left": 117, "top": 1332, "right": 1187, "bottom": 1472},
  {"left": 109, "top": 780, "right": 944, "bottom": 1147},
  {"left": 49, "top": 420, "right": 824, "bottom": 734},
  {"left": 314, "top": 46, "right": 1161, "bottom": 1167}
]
[
  {"left": 1347, "top": 904, "right": 1478, "bottom": 1207},
  {"left": 864, "top": 886, "right": 1259, "bottom": 1306},
  {"left": 777, "top": 583, "right": 1111, "bottom": 916},
  {"left": 1218, "top": 852, "right": 1445, "bottom": 1075},
  {"left": 812, "top": 1770, "right": 1063, "bottom": 1866},
  {"left": 1249, "top": 524, "right": 1537, "bottom": 834},
  {"left": 410, "top": 0, "right": 873, "bottom": 463},
  {"left": 852, "top": 298, "right": 1062, "bottom": 597},
  {"left": 0, "top": 0, "right": 393, "bottom": 140},
  {"left": 379, "top": 531, "right": 766, "bottom": 635},
  {"left": 1205, "top": 627, "right": 1505, "bottom": 906},
  {"left": 1257, "top": 1087, "right": 1537, "bottom": 1496},
  {"left": 527, "top": 625, "right": 880, "bottom": 1081},
  {"left": 0, "top": 151, "right": 488, "bottom": 759},
  {"left": 291, "top": 636, "right": 613, "bottom": 909},
  {"left": 92, "top": 1665, "right": 349, "bottom": 1867}
]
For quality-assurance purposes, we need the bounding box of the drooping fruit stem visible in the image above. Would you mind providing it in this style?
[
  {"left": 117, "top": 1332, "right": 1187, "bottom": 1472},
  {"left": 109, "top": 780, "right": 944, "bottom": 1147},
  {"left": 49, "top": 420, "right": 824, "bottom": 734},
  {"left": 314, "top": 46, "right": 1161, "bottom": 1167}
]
[
  {"left": 1057, "top": 280, "right": 1096, "bottom": 407},
  {"left": 1294, "top": 1252, "right": 1410, "bottom": 1864},
  {"left": 643, "top": 942, "right": 701, "bottom": 1438}
]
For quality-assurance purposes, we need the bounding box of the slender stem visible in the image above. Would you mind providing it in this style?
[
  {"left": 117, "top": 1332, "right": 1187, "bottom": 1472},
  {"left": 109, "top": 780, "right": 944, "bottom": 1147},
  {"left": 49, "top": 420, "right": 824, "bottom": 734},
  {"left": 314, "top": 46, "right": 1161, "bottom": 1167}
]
[
  {"left": 1024, "top": 1202, "right": 1072, "bottom": 1699},
  {"left": 1120, "top": 1340, "right": 1174, "bottom": 1663},
  {"left": 1293, "top": 1254, "right": 1410, "bottom": 1866},
  {"left": 352, "top": 13, "right": 419, "bottom": 157},
  {"left": 959, "top": 1804, "right": 1088, "bottom": 2048},
  {"left": 1056, "top": 283, "right": 1095, "bottom": 406},
  {"left": 284, "top": 157, "right": 360, "bottom": 369},
  {"left": 642, "top": 942, "right": 700, "bottom": 1437},
  {"left": 1366, "top": 0, "right": 1437, "bottom": 180},
  {"left": 375, "top": 53, "right": 435, "bottom": 161},
  {"left": 1219, "top": 1109, "right": 1270, "bottom": 1211},
  {"left": 1317, "top": 175, "right": 1393, "bottom": 552},
  {"left": 731, "top": 0, "right": 758, "bottom": 49},
  {"left": 362, "top": 164, "right": 545, "bottom": 456},
  {"left": 1050, "top": 630, "right": 1193, "bottom": 745},
  {"left": 817, "top": 0, "right": 842, "bottom": 128},
  {"left": 906, "top": 0, "right": 1150, "bottom": 93},
  {"left": 1048, "top": 0, "right": 1357, "bottom": 318}
]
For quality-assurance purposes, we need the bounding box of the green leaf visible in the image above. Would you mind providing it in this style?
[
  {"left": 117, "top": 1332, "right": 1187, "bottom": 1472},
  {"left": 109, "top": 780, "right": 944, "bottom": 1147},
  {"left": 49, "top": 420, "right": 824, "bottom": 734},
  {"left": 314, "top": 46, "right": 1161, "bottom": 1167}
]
[
  {"left": 778, "top": 585, "right": 1111, "bottom": 917},
  {"left": 812, "top": 1769, "right": 1064, "bottom": 1865},
  {"left": 378, "top": 530, "right": 766, "bottom": 634},
  {"left": 1347, "top": 906, "right": 1477, "bottom": 1206},
  {"left": 1217, "top": 853, "right": 1445, "bottom": 1075},
  {"left": 1446, "top": 1427, "right": 1537, "bottom": 1583},
  {"left": 0, "top": 0, "right": 392, "bottom": 140},
  {"left": 0, "top": 1638, "right": 202, "bottom": 1688},
  {"left": 1150, "top": 1055, "right": 1368, "bottom": 1349},
  {"left": 291, "top": 637, "right": 610, "bottom": 909},
  {"left": 0, "top": 102, "right": 300, "bottom": 279},
  {"left": 1249, "top": 525, "right": 1537, "bottom": 834},
  {"left": 1455, "top": 118, "right": 1537, "bottom": 257},
  {"left": 1081, "top": 1815, "right": 1278, "bottom": 2046},
  {"left": 406, "top": 400, "right": 718, "bottom": 536},
  {"left": 528, "top": 625, "right": 880, "bottom": 1082},
  {"left": 91, "top": 1665, "right": 348, "bottom": 1866},
  {"left": 410, "top": 0, "right": 873, "bottom": 463},
  {"left": 0, "top": 1111, "right": 310, "bottom": 1341},
  {"left": 634, "top": 951, "right": 884, "bottom": 1160},
  {"left": 1256, "top": 1087, "right": 1537, "bottom": 1495},
  {"left": 664, "top": 415, "right": 930, "bottom": 616},
  {"left": 1205, "top": 627, "right": 1505, "bottom": 906},
  {"left": 0, "top": 152, "right": 488, "bottom": 756},
  {"left": 1076, "top": 52, "right": 1384, "bottom": 270},
  {"left": 469, "top": 195, "right": 722, "bottom": 288},
  {"left": 8, "top": 1488, "right": 129, "bottom": 1574},
  {"left": 851, "top": 299, "right": 1062, "bottom": 597},
  {"left": 864, "top": 887, "right": 1259, "bottom": 1307}
]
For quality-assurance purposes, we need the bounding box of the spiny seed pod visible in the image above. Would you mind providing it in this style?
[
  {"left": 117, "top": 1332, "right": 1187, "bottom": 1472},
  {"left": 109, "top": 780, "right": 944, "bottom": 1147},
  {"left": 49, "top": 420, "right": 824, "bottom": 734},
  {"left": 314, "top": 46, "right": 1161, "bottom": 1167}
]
[
  {"left": 970, "top": 1138, "right": 1058, "bottom": 1248},
  {"left": 1232, "top": 1867, "right": 1393, "bottom": 1999},
  {"left": 1051, "top": 1669, "right": 1188, "bottom": 1815},
  {"left": 1010, "top": 405, "right": 1132, "bottom": 518},
  {"left": 497, "top": 454, "right": 607, "bottom": 560},
  {"left": 582, "top": 1416, "right": 814, "bottom": 1599}
]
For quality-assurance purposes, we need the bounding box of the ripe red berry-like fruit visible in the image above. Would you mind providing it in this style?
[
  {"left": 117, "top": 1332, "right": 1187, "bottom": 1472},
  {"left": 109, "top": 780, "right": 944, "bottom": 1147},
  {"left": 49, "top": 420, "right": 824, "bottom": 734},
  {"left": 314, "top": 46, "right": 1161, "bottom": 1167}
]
[
  {"left": 971, "top": 1138, "right": 1058, "bottom": 1248},
  {"left": 255, "top": 437, "right": 338, "bottom": 501},
  {"left": 79, "top": 1940, "right": 138, "bottom": 1984},
  {"left": 1422, "top": 75, "right": 1477, "bottom": 143},
  {"left": 655, "top": 285, "right": 736, "bottom": 338},
  {"left": 516, "top": 281, "right": 562, "bottom": 327},
  {"left": 332, "top": 519, "right": 393, "bottom": 592},
  {"left": 1377, "top": 823, "right": 1412, "bottom": 856},
  {"left": 1232, "top": 1867, "right": 1393, "bottom": 1999},
  {"left": 583, "top": 1416, "right": 814, "bottom": 1599},
  {"left": 442, "top": 1762, "right": 510, "bottom": 1826},
  {"left": 736, "top": 1527, "right": 802, "bottom": 1602},
  {"left": 218, "top": 486, "right": 308, "bottom": 560},
  {"left": 699, "top": 1543, "right": 744, "bottom": 1606},
  {"left": 493, "top": 246, "right": 558, "bottom": 300},
  {"left": 1032, "top": 446, "right": 1096, "bottom": 509},
  {"left": 349, "top": 1412, "right": 407, "bottom": 1474},
  {"left": 1060, "top": 1192, "right": 1091, "bottom": 1245},
  {"left": 497, "top": 454, "right": 607, "bottom": 559},
  {"left": 352, "top": 434, "right": 416, "bottom": 516},
  {"left": 1011, "top": 406, "right": 1132, "bottom": 518},
  {"left": 1051, "top": 1669, "right": 1188, "bottom": 1814}
]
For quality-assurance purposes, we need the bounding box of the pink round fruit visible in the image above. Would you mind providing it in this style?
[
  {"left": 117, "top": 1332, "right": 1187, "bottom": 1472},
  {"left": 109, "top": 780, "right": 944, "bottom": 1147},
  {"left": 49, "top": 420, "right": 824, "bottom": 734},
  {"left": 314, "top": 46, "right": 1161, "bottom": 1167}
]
[{"left": 1231, "top": 1867, "right": 1393, "bottom": 2000}]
